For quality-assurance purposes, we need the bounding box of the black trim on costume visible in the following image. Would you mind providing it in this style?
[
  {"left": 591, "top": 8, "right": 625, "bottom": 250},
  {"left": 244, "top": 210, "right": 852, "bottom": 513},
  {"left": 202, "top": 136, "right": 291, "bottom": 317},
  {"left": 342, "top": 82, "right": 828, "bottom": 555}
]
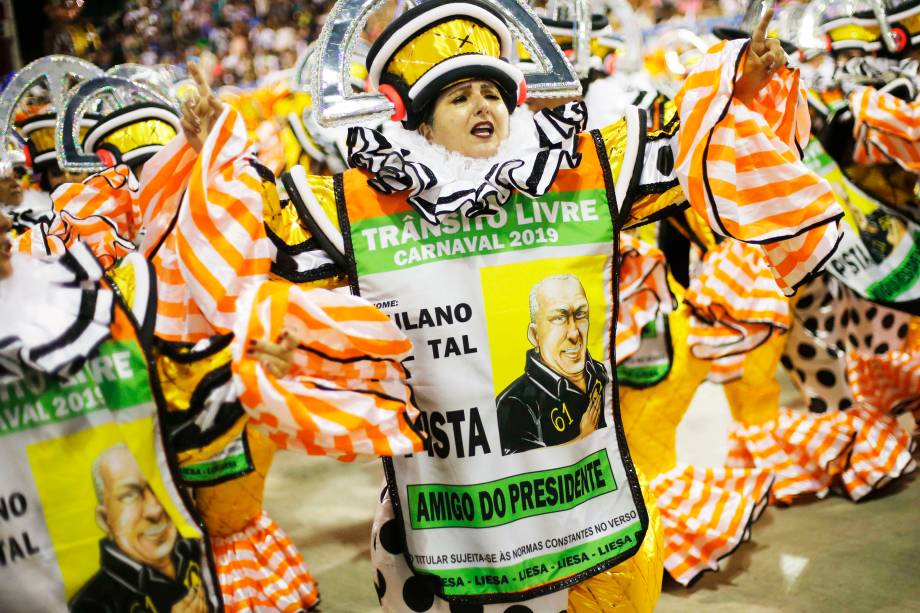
[
  {"left": 146, "top": 198, "right": 181, "bottom": 261},
  {"left": 592, "top": 125, "right": 651, "bottom": 564},
  {"left": 265, "top": 223, "right": 320, "bottom": 255},
  {"left": 280, "top": 171, "right": 349, "bottom": 271},
  {"left": 618, "top": 107, "right": 649, "bottom": 228},
  {"left": 333, "top": 172, "right": 362, "bottom": 296},
  {"left": 269, "top": 253, "right": 342, "bottom": 284},
  {"left": 298, "top": 342, "right": 408, "bottom": 368},
  {"left": 623, "top": 202, "right": 689, "bottom": 231},
  {"left": 787, "top": 227, "right": 845, "bottom": 294},
  {"left": 153, "top": 333, "right": 234, "bottom": 363},
  {"left": 249, "top": 157, "right": 277, "bottom": 183}
]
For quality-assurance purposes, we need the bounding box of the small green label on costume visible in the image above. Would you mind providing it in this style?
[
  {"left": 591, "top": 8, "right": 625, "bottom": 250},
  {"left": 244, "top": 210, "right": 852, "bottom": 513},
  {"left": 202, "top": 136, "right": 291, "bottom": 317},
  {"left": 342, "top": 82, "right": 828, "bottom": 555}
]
[
  {"left": 181, "top": 454, "right": 251, "bottom": 482},
  {"left": 181, "top": 435, "right": 252, "bottom": 482},
  {"left": 867, "top": 233, "right": 920, "bottom": 302}
]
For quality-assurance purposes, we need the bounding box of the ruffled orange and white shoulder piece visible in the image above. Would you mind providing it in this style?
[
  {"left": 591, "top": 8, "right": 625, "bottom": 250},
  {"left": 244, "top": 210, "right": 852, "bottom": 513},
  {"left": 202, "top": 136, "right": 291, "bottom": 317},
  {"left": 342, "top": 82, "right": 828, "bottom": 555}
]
[
  {"left": 231, "top": 280, "right": 424, "bottom": 461},
  {"left": 15, "top": 130, "right": 200, "bottom": 268},
  {"left": 675, "top": 39, "right": 843, "bottom": 295},
  {"left": 850, "top": 85, "right": 920, "bottom": 171},
  {"left": 15, "top": 165, "right": 139, "bottom": 268},
  {"left": 685, "top": 238, "right": 790, "bottom": 382},
  {"left": 616, "top": 233, "right": 676, "bottom": 364}
]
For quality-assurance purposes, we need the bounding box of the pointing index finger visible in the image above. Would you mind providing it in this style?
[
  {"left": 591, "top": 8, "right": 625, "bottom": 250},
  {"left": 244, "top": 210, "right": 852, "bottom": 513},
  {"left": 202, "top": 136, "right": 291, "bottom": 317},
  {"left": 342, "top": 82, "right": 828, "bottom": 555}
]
[
  {"left": 751, "top": 3, "right": 775, "bottom": 54},
  {"left": 188, "top": 62, "right": 211, "bottom": 99}
]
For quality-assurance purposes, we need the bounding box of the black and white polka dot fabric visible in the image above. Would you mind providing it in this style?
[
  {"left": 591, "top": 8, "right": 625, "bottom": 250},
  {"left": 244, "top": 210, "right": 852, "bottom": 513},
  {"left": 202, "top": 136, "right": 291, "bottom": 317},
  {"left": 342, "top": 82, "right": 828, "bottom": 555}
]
[
  {"left": 782, "top": 274, "right": 912, "bottom": 413},
  {"left": 371, "top": 485, "right": 569, "bottom": 613}
]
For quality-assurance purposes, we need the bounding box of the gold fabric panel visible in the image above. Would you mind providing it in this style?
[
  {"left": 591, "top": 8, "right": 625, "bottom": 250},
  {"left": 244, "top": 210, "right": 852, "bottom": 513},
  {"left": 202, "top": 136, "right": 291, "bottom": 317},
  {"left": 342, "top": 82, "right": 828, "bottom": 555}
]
[
  {"left": 264, "top": 180, "right": 314, "bottom": 248},
  {"left": 107, "top": 262, "right": 136, "bottom": 309},
  {"left": 99, "top": 119, "right": 177, "bottom": 155},
  {"left": 567, "top": 466, "right": 663, "bottom": 613},
  {"left": 600, "top": 118, "right": 629, "bottom": 191},
  {"left": 195, "top": 427, "right": 277, "bottom": 535},
  {"left": 386, "top": 19, "right": 501, "bottom": 85},
  {"left": 155, "top": 345, "right": 232, "bottom": 413},
  {"left": 27, "top": 126, "right": 57, "bottom": 156},
  {"left": 307, "top": 174, "right": 342, "bottom": 232},
  {"left": 683, "top": 207, "right": 717, "bottom": 252},
  {"left": 626, "top": 190, "right": 685, "bottom": 229}
]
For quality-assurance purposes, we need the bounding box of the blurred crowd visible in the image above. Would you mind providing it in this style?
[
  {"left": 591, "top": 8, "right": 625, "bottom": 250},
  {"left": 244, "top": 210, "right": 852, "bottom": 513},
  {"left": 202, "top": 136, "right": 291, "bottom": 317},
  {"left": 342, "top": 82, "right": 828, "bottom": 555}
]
[
  {"left": 38, "top": 0, "right": 753, "bottom": 88},
  {"left": 43, "top": 0, "right": 335, "bottom": 86}
]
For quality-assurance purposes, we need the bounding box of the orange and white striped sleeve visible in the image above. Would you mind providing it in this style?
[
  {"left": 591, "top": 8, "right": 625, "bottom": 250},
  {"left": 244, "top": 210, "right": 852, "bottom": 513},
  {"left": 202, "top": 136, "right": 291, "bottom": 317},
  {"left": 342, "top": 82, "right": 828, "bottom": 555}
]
[
  {"left": 15, "top": 165, "right": 140, "bottom": 268},
  {"left": 850, "top": 85, "right": 920, "bottom": 171},
  {"left": 675, "top": 39, "right": 843, "bottom": 296},
  {"left": 231, "top": 280, "right": 425, "bottom": 461},
  {"left": 174, "top": 105, "right": 273, "bottom": 335}
]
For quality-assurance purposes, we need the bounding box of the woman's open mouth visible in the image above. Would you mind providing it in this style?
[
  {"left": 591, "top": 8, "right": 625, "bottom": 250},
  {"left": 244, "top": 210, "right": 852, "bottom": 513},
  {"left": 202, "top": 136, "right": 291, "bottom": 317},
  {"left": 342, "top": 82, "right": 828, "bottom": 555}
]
[{"left": 470, "top": 121, "right": 495, "bottom": 138}]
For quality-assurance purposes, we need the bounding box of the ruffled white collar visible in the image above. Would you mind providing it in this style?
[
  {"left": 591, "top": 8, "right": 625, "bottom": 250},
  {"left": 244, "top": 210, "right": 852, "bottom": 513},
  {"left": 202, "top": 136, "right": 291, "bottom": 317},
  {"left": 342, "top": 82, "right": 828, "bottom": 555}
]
[
  {"left": 346, "top": 101, "right": 589, "bottom": 224},
  {"left": 0, "top": 245, "right": 113, "bottom": 382}
]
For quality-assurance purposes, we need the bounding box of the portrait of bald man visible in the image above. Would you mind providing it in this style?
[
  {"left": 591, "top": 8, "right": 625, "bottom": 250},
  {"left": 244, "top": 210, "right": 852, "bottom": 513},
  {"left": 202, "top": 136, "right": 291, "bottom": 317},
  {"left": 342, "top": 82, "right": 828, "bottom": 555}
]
[
  {"left": 69, "top": 444, "right": 208, "bottom": 613},
  {"left": 496, "top": 274, "right": 608, "bottom": 455}
]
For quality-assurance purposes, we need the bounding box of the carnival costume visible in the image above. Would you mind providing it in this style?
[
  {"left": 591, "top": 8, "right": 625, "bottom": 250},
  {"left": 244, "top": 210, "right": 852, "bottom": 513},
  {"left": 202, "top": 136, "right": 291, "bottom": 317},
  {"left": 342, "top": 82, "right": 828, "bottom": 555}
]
[
  {"left": 0, "top": 237, "right": 222, "bottom": 612},
  {"left": 4, "top": 57, "right": 424, "bottom": 612},
  {"left": 705, "top": 0, "right": 920, "bottom": 504},
  {"left": 275, "top": 0, "right": 842, "bottom": 610},
  {"left": 560, "top": 7, "right": 775, "bottom": 588}
]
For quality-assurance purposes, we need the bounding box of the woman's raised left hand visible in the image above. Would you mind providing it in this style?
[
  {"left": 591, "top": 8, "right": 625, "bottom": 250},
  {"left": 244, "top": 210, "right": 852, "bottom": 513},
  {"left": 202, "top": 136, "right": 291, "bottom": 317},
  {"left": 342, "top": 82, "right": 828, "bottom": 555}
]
[{"left": 734, "top": 6, "right": 787, "bottom": 105}]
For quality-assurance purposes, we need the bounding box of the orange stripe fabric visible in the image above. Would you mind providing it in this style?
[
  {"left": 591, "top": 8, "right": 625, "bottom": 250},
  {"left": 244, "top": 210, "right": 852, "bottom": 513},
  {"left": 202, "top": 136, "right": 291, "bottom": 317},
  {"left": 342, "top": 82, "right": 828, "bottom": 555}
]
[
  {"left": 727, "top": 404, "right": 915, "bottom": 503},
  {"left": 846, "top": 348, "right": 920, "bottom": 415},
  {"left": 675, "top": 39, "right": 842, "bottom": 296},
  {"left": 685, "top": 239, "right": 789, "bottom": 380},
  {"left": 616, "top": 234, "right": 676, "bottom": 364},
  {"left": 650, "top": 465, "right": 772, "bottom": 585},
  {"left": 231, "top": 280, "right": 424, "bottom": 461},
  {"left": 727, "top": 407, "right": 853, "bottom": 503},
  {"left": 211, "top": 511, "right": 320, "bottom": 613},
  {"left": 172, "top": 106, "right": 272, "bottom": 338},
  {"left": 839, "top": 407, "right": 917, "bottom": 500},
  {"left": 850, "top": 86, "right": 920, "bottom": 170},
  {"left": 14, "top": 166, "right": 140, "bottom": 266}
]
